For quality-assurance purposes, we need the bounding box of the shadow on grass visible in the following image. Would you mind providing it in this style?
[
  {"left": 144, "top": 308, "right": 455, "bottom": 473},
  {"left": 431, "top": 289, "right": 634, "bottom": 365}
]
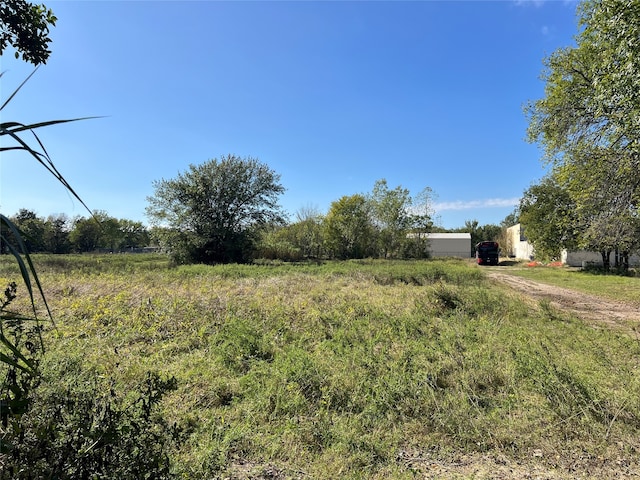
[
  {"left": 497, "top": 260, "right": 521, "bottom": 267},
  {"left": 579, "top": 265, "right": 639, "bottom": 277}
]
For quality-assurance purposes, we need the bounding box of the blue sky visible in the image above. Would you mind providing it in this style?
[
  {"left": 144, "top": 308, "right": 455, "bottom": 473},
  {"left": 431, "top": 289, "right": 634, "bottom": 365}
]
[{"left": 1, "top": 0, "right": 579, "bottom": 229}]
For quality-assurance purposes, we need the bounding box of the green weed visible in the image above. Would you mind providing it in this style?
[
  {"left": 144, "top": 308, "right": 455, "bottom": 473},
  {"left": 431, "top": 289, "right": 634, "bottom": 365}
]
[{"left": 1, "top": 255, "right": 639, "bottom": 477}]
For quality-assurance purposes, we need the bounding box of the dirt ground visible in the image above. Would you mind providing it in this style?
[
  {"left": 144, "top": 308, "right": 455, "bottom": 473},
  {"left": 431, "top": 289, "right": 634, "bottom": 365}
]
[
  {"left": 395, "top": 450, "right": 640, "bottom": 480},
  {"left": 227, "top": 450, "right": 640, "bottom": 479}
]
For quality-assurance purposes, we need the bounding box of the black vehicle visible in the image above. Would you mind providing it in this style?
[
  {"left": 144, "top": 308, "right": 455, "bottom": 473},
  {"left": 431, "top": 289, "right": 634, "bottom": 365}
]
[{"left": 476, "top": 241, "right": 499, "bottom": 265}]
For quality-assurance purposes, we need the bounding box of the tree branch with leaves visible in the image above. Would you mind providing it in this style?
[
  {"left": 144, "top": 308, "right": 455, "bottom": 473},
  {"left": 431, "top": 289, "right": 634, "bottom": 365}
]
[{"left": 0, "top": 0, "right": 56, "bottom": 65}]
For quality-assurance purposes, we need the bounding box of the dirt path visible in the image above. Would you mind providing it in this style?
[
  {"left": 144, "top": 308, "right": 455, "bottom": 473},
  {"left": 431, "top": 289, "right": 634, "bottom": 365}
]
[{"left": 485, "top": 269, "right": 640, "bottom": 335}]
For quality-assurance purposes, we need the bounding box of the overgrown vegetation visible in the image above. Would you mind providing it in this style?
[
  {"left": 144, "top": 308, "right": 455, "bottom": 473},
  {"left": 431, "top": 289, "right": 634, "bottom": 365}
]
[
  {"left": 2, "top": 255, "right": 638, "bottom": 477},
  {"left": 257, "top": 180, "right": 436, "bottom": 263},
  {"left": 1, "top": 368, "right": 179, "bottom": 479},
  {"left": 0, "top": 62, "right": 178, "bottom": 479},
  {"left": 3, "top": 0, "right": 639, "bottom": 476}
]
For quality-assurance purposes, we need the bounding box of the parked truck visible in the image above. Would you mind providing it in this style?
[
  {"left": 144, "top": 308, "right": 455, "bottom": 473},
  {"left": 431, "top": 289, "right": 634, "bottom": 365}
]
[{"left": 476, "top": 241, "right": 499, "bottom": 265}]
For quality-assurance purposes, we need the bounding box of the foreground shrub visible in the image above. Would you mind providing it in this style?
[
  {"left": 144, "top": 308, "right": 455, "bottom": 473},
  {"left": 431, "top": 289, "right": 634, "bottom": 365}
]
[{"left": 0, "top": 371, "right": 179, "bottom": 479}]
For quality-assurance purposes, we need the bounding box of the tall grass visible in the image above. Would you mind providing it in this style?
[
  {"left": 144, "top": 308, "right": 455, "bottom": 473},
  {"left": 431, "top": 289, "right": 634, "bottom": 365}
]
[
  {"left": 1, "top": 73, "right": 177, "bottom": 478},
  {"left": 4, "top": 255, "right": 637, "bottom": 477},
  {"left": 0, "top": 68, "right": 94, "bottom": 393}
]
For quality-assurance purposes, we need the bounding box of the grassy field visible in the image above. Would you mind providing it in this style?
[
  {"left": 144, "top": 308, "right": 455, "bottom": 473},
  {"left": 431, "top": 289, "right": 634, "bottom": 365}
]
[{"left": 2, "top": 255, "right": 640, "bottom": 478}]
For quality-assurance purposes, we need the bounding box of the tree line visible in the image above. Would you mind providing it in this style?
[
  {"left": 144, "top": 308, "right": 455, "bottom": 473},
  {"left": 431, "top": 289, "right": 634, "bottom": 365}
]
[
  {"left": 144, "top": 155, "right": 503, "bottom": 264},
  {"left": 256, "top": 179, "right": 438, "bottom": 262},
  {"left": 145, "top": 156, "right": 441, "bottom": 263},
  {"left": 4, "top": 158, "right": 508, "bottom": 262},
  {"left": 2, "top": 209, "right": 150, "bottom": 254}
]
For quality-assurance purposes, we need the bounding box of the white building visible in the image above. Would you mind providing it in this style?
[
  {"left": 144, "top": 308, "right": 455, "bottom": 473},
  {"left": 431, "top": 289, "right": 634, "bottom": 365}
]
[
  {"left": 505, "top": 224, "right": 535, "bottom": 260},
  {"left": 506, "top": 223, "right": 640, "bottom": 266},
  {"left": 561, "top": 250, "right": 640, "bottom": 267}
]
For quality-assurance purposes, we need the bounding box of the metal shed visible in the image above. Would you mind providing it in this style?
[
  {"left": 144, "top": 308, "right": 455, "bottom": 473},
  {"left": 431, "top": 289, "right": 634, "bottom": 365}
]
[{"left": 425, "top": 233, "right": 472, "bottom": 258}]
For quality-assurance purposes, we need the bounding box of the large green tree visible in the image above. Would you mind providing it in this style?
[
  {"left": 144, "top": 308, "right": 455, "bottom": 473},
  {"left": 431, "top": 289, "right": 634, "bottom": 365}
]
[
  {"left": 68, "top": 211, "right": 105, "bottom": 252},
  {"left": 525, "top": 0, "right": 640, "bottom": 267},
  {"left": 527, "top": 0, "right": 640, "bottom": 163},
  {"left": 42, "top": 213, "right": 70, "bottom": 253},
  {"left": 118, "top": 219, "right": 150, "bottom": 250},
  {"left": 369, "top": 179, "right": 414, "bottom": 258},
  {"left": 146, "top": 155, "right": 285, "bottom": 264},
  {"left": 10, "top": 208, "right": 45, "bottom": 251},
  {"left": 0, "top": 0, "right": 57, "bottom": 65},
  {"left": 324, "top": 194, "right": 374, "bottom": 259},
  {"left": 518, "top": 175, "right": 578, "bottom": 261}
]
